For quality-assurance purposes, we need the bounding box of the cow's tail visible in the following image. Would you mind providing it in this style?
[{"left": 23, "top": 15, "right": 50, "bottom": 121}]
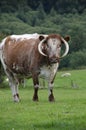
[
  {"left": 0, "top": 37, "right": 6, "bottom": 48},
  {"left": 0, "top": 38, "right": 6, "bottom": 60},
  {"left": 0, "top": 42, "right": 2, "bottom": 60},
  {"left": 0, "top": 38, "right": 6, "bottom": 81}
]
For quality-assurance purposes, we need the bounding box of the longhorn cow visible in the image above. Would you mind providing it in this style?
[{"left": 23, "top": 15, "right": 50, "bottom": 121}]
[{"left": 0, "top": 33, "right": 70, "bottom": 102}]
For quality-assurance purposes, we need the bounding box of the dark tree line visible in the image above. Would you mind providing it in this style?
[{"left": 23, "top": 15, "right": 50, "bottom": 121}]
[{"left": 0, "top": 0, "right": 86, "bottom": 14}]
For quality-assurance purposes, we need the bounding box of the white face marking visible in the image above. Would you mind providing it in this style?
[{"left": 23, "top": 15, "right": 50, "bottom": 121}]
[
  {"left": 47, "top": 38, "right": 61, "bottom": 57},
  {"left": 48, "top": 38, "right": 61, "bottom": 50}
]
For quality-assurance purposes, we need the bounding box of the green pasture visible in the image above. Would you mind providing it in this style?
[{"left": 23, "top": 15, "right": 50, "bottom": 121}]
[{"left": 0, "top": 69, "right": 86, "bottom": 130}]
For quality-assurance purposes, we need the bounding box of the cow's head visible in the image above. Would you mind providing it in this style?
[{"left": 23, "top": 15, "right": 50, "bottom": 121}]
[{"left": 38, "top": 34, "right": 70, "bottom": 64}]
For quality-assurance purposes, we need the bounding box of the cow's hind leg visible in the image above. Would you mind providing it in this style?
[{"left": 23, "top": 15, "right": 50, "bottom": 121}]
[
  {"left": 6, "top": 70, "right": 20, "bottom": 102},
  {"left": 0, "top": 55, "right": 20, "bottom": 102},
  {"left": 9, "top": 80, "right": 20, "bottom": 102}
]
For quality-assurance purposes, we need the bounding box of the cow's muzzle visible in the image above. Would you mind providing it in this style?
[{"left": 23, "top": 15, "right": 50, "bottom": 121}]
[{"left": 49, "top": 57, "right": 59, "bottom": 64}]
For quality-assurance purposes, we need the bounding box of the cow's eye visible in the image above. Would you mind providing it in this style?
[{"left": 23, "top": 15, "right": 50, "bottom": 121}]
[
  {"left": 57, "top": 45, "right": 61, "bottom": 48},
  {"left": 44, "top": 44, "right": 49, "bottom": 49},
  {"left": 45, "top": 45, "right": 48, "bottom": 49},
  {"left": 41, "top": 46, "right": 44, "bottom": 49}
]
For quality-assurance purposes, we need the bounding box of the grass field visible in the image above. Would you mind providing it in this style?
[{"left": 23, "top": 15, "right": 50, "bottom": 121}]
[{"left": 0, "top": 69, "right": 86, "bottom": 130}]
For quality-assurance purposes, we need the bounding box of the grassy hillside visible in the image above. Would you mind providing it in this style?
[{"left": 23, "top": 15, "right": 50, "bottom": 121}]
[{"left": 0, "top": 69, "right": 86, "bottom": 130}]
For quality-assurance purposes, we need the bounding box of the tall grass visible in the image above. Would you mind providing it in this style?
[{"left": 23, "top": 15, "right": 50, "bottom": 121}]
[{"left": 0, "top": 69, "right": 86, "bottom": 130}]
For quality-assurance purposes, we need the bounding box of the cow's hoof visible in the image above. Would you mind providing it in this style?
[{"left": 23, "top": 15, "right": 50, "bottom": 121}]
[
  {"left": 14, "top": 98, "right": 20, "bottom": 102},
  {"left": 33, "top": 96, "right": 38, "bottom": 101},
  {"left": 49, "top": 94, "right": 55, "bottom": 102},
  {"left": 13, "top": 94, "right": 20, "bottom": 102}
]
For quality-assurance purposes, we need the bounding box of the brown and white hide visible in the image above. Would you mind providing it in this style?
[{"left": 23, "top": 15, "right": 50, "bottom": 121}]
[{"left": 0, "top": 33, "right": 70, "bottom": 102}]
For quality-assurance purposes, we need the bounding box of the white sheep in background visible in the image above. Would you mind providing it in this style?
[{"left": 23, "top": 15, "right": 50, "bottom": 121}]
[{"left": 61, "top": 72, "right": 71, "bottom": 77}]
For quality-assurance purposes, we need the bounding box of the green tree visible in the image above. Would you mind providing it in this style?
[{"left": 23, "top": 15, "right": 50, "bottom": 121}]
[
  {"left": 69, "top": 50, "right": 86, "bottom": 69},
  {"left": 69, "top": 26, "right": 85, "bottom": 53},
  {"left": 37, "top": 3, "right": 46, "bottom": 20},
  {"left": 50, "top": 7, "right": 57, "bottom": 16}
]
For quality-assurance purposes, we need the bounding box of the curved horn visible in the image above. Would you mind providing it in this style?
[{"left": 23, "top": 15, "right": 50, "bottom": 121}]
[
  {"left": 60, "top": 37, "right": 69, "bottom": 58},
  {"left": 38, "top": 38, "right": 47, "bottom": 56}
]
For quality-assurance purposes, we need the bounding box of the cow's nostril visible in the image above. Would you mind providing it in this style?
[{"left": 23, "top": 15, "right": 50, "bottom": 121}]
[{"left": 50, "top": 58, "right": 59, "bottom": 63}]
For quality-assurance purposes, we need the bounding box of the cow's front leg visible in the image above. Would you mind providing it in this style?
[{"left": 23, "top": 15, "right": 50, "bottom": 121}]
[
  {"left": 33, "top": 85, "right": 39, "bottom": 101},
  {"left": 48, "top": 82, "right": 55, "bottom": 102},
  {"left": 48, "top": 63, "right": 59, "bottom": 102},
  {"left": 32, "top": 74, "right": 39, "bottom": 101}
]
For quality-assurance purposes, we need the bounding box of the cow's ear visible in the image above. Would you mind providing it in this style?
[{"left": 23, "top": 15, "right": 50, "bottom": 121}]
[
  {"left": 39, "top": 35, "right": 45, "bottom": 41},
  {"left": 64, "top": 36, "right": 70, "bottom": 42}
]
